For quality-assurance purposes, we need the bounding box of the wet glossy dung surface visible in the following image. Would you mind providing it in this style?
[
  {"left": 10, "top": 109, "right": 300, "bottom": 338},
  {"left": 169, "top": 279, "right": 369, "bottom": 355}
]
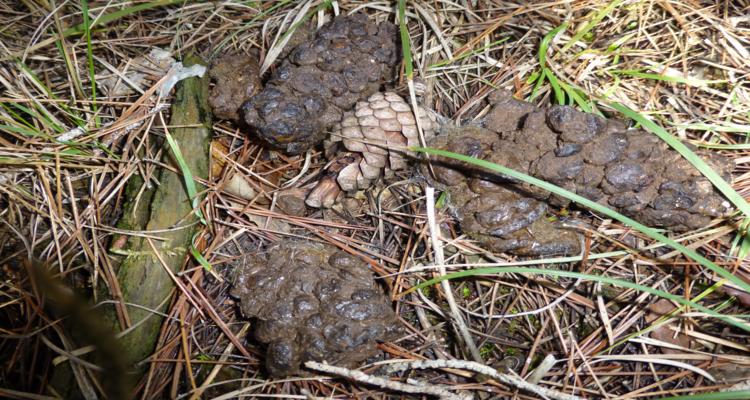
[
  {"left": 230, "top": 240, "right": 400, "bottom": 377},
  {"left": 241, "top": 13, "right": 398, "bottom": 154},
  {"left": 425, "top": 90, "right": 734, "bottom": 255}
]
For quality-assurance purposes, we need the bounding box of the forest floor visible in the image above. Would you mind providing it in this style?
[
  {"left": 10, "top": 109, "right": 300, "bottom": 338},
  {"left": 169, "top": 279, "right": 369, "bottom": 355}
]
[{"left": 1, "top": 1, "right": 750, "bottom": 399}]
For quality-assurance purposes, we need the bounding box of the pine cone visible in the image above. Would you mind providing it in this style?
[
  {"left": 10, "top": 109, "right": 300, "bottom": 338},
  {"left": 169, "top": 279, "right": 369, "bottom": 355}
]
[
  {"left": 241, "top": 13, "right": 399, "bottom": 154},
  {"left": 305, "top": 154, "right": 361, "bottom": 208},
  {"left": 425, "top": 90, "right": 735, "bottom": 255},
  {"left": 305, "top": 92, "right": 437, "bottom": 207},
  {"left": 230, "top": 240, "right": 400, "bottom": 377}
]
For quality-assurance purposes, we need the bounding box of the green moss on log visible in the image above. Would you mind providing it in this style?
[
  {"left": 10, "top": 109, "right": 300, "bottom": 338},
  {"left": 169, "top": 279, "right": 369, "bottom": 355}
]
[{"left": 113, "top": 54, "right": 211, "bottom": 370}]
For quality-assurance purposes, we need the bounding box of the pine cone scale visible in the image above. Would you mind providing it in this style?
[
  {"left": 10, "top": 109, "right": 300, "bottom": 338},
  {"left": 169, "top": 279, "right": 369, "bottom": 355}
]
[{"left": 313, "top": 91, "right": 437, "bottom": 199}]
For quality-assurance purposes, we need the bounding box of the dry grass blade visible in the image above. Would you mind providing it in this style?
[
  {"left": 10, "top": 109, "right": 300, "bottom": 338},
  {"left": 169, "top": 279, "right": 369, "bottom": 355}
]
[
  {"left": 425, "top": 186, "right": 483, "bottom": 362},
  {"left": 1, "top": 0, "right": 749, "bottom": 399}
]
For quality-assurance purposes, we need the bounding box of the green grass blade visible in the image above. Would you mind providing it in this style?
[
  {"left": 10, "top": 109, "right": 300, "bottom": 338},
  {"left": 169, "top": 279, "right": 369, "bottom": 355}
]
[
  {"left": 731, "top": 218, "right": 750, "bottom": 259},
  {"left": 611, "top": 69, "right": 725, "bottom": 87},
  {"left": 428, "top": 38, "right": 510, "bottom": 70},
  {"left": 544, "top": 69, "right": 565, "bottom": 105},
  {"left": 659, "top": 391, "right": 750, "bottom": 400},
  {"left": 561, "top": 83, "right": 595, "bottom": 113},
  {"left": 0, "top": 124, "right": 47, "bottom": 138},
  {"left": 16, "top": 61, "right": 83, "bottom": 129},
  {"left": 525, "top": 70, "right": 541, "bottom": 85},
  {"left": 528, "top": 69, "right": 548, "bottom": 101},
  {"left": 609, "top": 103, "right": 750, "bottom": 218},
  {"left": 190, "top": 233, "right": 213, "bottom": 272},
  {"left": 8, "top": 99, "right": 64, "bottom": 134},
  {"left": 397, "top": 0, "right": 413, "bottom": 80},
  {"left": 164, "top": 131, "right": 206, "bottom": 225},
  {"left": 409, "top": 146, "right": 750, "bottom": 296},
  {"left": 64, "top": 0, "right": 185, "bottom": 37},
  {"left": 1, "top": 103, "right": 38, "bottom": 130},
  {"left": 190, "top": 245, "right": 213, "bottom": 271},
  {"left": 15, "top": 63, "right": 57, "bottom": 99},
  {"left": 539, "top": 22, "right": 568, "bottom": 66},
  {"left": 406, "top": 266, "right": 750, "bottom": 332},
  {"left": 561, "top": 0, "right": 623, "bottom": 53},
  {"left": 606, "top": 32, "right": 635, "bottom": 53},
  {"left": 606, "top": 279, "right": 729, "bottom": 351}
]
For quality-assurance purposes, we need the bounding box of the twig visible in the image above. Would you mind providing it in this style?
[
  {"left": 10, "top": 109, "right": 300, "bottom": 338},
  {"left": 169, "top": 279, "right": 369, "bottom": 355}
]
[
  {"left": 527, "top": 354, "right": 557, "bottom": 384},
  {"left": 425, "top": 186, "right": 483, "bottom": 362},
  {"left": 385, "top": 359, "right": 583, "bottom": 400},
  {"left": 304, "top": 361, "right": 471, "bottom": 400}
]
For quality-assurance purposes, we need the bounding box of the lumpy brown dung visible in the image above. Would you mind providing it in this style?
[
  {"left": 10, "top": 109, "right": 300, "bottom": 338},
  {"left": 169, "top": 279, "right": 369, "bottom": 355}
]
[
  {"left": 208, "top": 52, "right": 262, "bottom": 121},
  {"left": 241, "top": 13, "right": 399, "bottom": 154},
  {"left": 230, "top": 240, "right": 400, "bottom": 377},
  {"left": 426, "top": 90, "right": 734, "bottom": 255}
]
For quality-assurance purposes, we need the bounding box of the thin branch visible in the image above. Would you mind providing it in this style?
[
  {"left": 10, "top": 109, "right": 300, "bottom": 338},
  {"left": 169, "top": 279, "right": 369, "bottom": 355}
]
[
  {"left": 304, "top": 361, "right": 471, "bottom": 400},
  {"left": 385, "top": 358, "right": 583, "bottom": 400}
]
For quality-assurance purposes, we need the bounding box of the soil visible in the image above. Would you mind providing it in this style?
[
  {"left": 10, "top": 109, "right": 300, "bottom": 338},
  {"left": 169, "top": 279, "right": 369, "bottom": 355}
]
[
  {"left": 240, "top": 13, "right": 399, "bottom": 154},
  {"left": 425, "top": 90, "right": 734, "bottom": 255},
  {"left": 229, "top": 240, "right": 400, "bottom": 377}
]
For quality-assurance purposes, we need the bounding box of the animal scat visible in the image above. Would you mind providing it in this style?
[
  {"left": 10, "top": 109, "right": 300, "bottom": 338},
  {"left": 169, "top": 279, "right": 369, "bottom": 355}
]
[
  {"left": 423, "top": 91, "right": 734, "bottom": 255},
  {"left": 230, "top": 240, "right": 400, "bottom": 377},
  {"left": 240, "top": 13, "right": 399, "bottom": 154}
]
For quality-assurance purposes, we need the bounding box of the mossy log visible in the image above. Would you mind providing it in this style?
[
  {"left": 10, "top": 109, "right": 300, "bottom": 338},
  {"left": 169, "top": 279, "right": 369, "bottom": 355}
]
[
  {"left": 51, "top": 54, "right": 212, "bottom": 398},
  {"left": 51, "top": 56, "right": 211, "bottom": 398},
  {"left": 110, "top": 53, "right": 212, "bottom": 372}
]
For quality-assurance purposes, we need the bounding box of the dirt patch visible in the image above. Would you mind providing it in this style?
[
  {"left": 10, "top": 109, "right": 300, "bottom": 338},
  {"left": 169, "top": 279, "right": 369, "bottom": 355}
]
[{"left": 230, "top": 240, "right": 400, "bottom": 377}]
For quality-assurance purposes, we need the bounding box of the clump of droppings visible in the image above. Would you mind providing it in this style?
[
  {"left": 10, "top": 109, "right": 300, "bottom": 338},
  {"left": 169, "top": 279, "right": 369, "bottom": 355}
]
[
  {"left": 208, "top": 52, "right": 262, "bottom": 121},
  {"left": 241, "top": 13, "right": 399, "bottom": 154},
  {"left": 481, "top": 91, "right": 734, "bottom": 232},
  {"left": 426, "top": 126, "right": 582, "bottom": 256},
  {"left": 423, "top": 90, "right": 734, "bottom": 256},
  {"left": 230, "top": 240, "right": 400, "bottom": 377}
]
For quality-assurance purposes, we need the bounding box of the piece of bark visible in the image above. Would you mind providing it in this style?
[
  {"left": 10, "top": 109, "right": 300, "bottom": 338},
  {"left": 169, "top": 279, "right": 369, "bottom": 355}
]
[{"left": 101, "top": 54, "right": 211, "bottom": 383}]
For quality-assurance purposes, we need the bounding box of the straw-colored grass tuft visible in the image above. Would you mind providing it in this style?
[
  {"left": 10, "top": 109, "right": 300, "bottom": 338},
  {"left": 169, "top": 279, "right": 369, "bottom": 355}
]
[{"left": 1, "top": 1, "right": 749, "bottom": 399}]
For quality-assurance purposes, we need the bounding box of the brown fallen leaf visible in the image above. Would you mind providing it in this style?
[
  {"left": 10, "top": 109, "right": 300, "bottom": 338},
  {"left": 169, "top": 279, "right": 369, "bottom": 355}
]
[
  {"left": 645, "top": 299, "right": 694, "bottom": 354},
  {"left": 210, "top": 139, "right": 230, "bottom": 177}
]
